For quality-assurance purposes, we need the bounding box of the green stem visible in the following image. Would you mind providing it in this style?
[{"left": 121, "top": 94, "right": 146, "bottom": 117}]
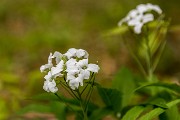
[
  {"left": 81, "top": 72, "right": 94, "bottom": 95},
  {"left": 77, "top": 89, "right": 88, "bottom": 120},
  {"left": 59, "top": 81, "right": 77, "bottom": 99},
  {"left": 63, "top": 76, "right": 80, "bottom": 100},
  {"left": 123, "top": 38, "right": 147, "bottom": 77},
  {"left": 144, "top": 27, "right": 153, "bottom": 83},
  {"left": 84, "top": 75, "right": 95, "bottom": 112},
  {"left": 54, "top": 93, "right": 81, "bottom": 116}
]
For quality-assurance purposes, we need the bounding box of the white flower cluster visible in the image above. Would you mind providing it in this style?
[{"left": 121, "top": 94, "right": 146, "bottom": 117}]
[
  {"left": 118, "top": 3, "right": 162, "bottom": 34},
  {"left": 40, "top": 48, "right": 100, "bottom": 93}
]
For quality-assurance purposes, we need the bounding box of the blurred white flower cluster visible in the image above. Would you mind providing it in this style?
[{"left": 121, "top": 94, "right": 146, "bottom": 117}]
[
  {"left": 118, "top": 3, "right": 162, "bottom": 34},
  {"left": 40, "top": 48, "right": 100, "bottom": 93}
]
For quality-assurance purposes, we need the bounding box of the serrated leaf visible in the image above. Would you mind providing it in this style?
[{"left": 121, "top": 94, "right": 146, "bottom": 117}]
[
  {"left": 97, "top": 86, "right": 122, "bottom": 112},
  {"left": 139, "top": 99, "right": 180, "bottom": 120},
  {"left": 122, "top": 106, "right": 145, "bottom": 120}
]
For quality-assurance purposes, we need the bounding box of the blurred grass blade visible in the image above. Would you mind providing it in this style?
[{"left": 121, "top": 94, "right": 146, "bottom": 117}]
[
  {"left": 139, "top": 99, "right": 180, "bottom": 120},
  {"left": 134, "top": 82, "right": 180, "bottom": 95},
  {"left": 103, "top": 26, "right": 128, "bottom": 36}
]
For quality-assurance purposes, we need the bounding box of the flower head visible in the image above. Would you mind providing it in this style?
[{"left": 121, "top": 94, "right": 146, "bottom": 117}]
[
  {"left": 118, "top": 3, "right": 162, "bottom": 34},
  {"left": 40, "top": 48, "right": 100, "bottom": 92}
]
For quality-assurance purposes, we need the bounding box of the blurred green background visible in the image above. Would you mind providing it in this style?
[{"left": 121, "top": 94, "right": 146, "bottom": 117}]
[{"left": 0, "top": 0, "right": 180, "bottom": 119}]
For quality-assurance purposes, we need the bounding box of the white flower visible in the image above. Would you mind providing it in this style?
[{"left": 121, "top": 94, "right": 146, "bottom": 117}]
[
  {"left": 128, "top": 13, "right": 154, "bottom": 34},
  {"left": 136, "top": 4, "right": 149, "bottom": 13},
  {"left": 67, "top": 72, "right": 84, "bottom": 90},
  {"left": 53, "top": 51, "right": 63, "bottom": 64},
  {"left": 44, "top": 71, "right": 52, "bottom": 81},
  {"left": 77, "top": 59, "right": 90, "bottom": 79},
  {"left": 147, "top": 3, "right": 162, "bottom": 14},
  {"left": 128, "top": 9, "right": 140, "bottom": 18},
  {"left": 40, "top": 48, "right": 100, "bottom": 92},
  {"left": 77, "top": 59, "right": 100, "bottom": 79},
  {"left": 40, "top": 53, "right": 53, "bottom": 72},
  {"left": 80, "top": 69, "right": 90, "bottom": 79},
  {"left": 64, "top": 48, "right": 77, "bottom": 59},
  {"left": 66, "top": 58, "right": 79, "bottom": 74},
  {"left": 87, "top": 64, "right": 100, "bottom": 73},
  {"left": 51, "top": 60, "right": 64, "bottom": 78},
  {"left": 118, "top": 3, "right": 162, "bottom": 34},
  {"left": 43, "top": 79, "right": 58, "bottom": 93},
  {"left": 77, "top": 59, "right": 88, "bottom": 68},
  {"left": 76, "top": 49, "right": 89, "bottom": 58}
]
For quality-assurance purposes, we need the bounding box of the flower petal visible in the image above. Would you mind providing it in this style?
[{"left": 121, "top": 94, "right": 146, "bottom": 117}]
[{"left": 87, "top": 64, "right": 100, "bottom": 73}]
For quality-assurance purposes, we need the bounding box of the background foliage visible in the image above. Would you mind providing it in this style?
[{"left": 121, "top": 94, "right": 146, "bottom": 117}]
[{"left": 0, "top": 0, "right": 180, "bottom": 119}]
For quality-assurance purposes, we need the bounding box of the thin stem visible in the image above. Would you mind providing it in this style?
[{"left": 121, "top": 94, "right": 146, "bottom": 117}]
[
  {"left": 144, "top": 26, "right": 153, "bottom": 82},
  {"left": 84, "top": 75, "right": 95, "bottom": 112},
  {"left": 152, "top": 40, "right": 166, "bottom": 72},
  {"left": 54, "top": 93, "right": 80, "bottom": 115},
  {"left": 63, "top": 76, "right": 80, "bottom": 100},
  {"left": 81, "top": 72, "right": 94, "bottom": 95},
  {"left": 76, "top": 89, "right": 88, "bottom": 120},
  {"left": 85, "top": 87, "right": 93, "bottom": 112},
  {"left": 59, "top": 81, "right": 77, "bottom": 99},
  {"left": 123, "top": 38, "right": 147, "bottom": 76}
]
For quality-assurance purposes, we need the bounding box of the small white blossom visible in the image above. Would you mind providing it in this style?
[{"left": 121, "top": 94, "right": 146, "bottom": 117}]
[
  {"left": 66, "top": 58, "right": 79, "bottom": 74},
  {"left": 67, "top": 72, "right": 84, "bottom": 90},
  {"left": 53, "top": 51, "right": 63, "bottom": 64},
  {"left": 76, "top": 49, "right": 89, "bottom": 58},
  {"left": 64, "top": 48, "right": 77, "bottom": 59},
  {"left": 51, "top": 60, "right": 64, "bottom": 78},
  {"left": 127, "top": 13, "right": 154, "bottom": 34},
  {"left": 146, "top": 3, "right": 162, "bottom": 14},
  {"left": 77, "top": 59, "right": 90, "bottom": 79},
  {"left": 40, "top": 53, "right": 53, "bottom": 72},
  {"left": 44, "top": 71, "right": 52, "bottom": 81},
  {"left": 118, "top": 3, "right": 162, "bottom": 34},
  {"left": 87, "top": 64, "right": 100, "bottom": 73},
  {"left": 43, "top": 79, "right": 58, "bottom": 93},
  {"left": 80, "top": 69, "right": 90, "bottom": 80}
]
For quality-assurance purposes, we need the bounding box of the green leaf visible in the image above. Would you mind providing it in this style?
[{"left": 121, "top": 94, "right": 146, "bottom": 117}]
[
  {"left": 89, "top": 108, "right": 112, "bottom": 120},
  {"left": 97, "top": 86, "right": 122, "bottom": 112},
  {"left": 139, "top": 99, "right": 180, "bottom": 120},
  {"left": 112, "top": 67, "right": 136, "bottom": 108},
  {"left": 147, "top": 98, "right": 168, "bottom": 109},
  {"left": 122, "top": 106, "right": 145, "bottom": 120},
  {"left": 159, "top": 106, "right": 180, "bottom": 120},
  {"left": 50, "top": 101, "right": 66, "bottom": 120},
  {"left": 134, "top": 82, "right": 180, "bottom": 95}
]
